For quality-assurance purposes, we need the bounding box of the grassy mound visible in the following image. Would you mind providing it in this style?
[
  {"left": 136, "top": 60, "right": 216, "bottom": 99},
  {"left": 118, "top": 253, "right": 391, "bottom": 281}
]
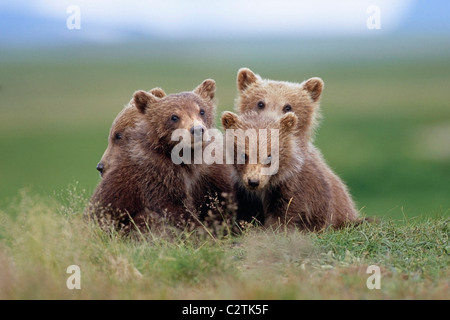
[{"left": 0, "top": 187, "right": 448, "bottom": 299}]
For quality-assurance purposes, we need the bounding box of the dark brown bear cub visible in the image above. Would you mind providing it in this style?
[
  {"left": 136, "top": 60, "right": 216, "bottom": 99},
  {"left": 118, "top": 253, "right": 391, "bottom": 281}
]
[
  {"left": 222, "top": 111, "right": 359, "bottom": 231},
  {"left": 88, "top": 80, "right": 234, "bottom": 234},
  {"left": 95, "top": 87, "right": 166, "bottom": 178}
]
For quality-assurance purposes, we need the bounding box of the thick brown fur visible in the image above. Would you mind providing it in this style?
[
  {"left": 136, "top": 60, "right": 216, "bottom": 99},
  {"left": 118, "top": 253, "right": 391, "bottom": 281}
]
[
  {"left": 88, "top": 81, "right": 235, "bottom": 234},
  {"left": 222, "top": 111, "right": 359, "bottom": 231},
  {"left": 225, "top": 80, "right": 359, "bottom": 230},
  {"left": 96, "top": 87, "right": 166, "bottom": 176}
]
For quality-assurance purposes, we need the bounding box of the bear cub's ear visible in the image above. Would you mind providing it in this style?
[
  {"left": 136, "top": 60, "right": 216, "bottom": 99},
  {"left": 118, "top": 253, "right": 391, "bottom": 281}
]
[
  {"left": 193, "top": 79, "right": 216, "bottom": 102},
  {"left": 279, "top": 112, "right": 299, "bottom": 134},
  {"left": 237, "top": 68, "right": 260, "bottom": 92},
  {"left": 221, "top": 111, "right": 240, "bottom": 130},
  {"left": 133, "top": 90, "right": 161, "bottom": 114},
  {"left": 303, "top": 77, "right": 324, "bottom": 102},
  {"left": 149, "top": 87, "right": 166, "bottom": 98}
]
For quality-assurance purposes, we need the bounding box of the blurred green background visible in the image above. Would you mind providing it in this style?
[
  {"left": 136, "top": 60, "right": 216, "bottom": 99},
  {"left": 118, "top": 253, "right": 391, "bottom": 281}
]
[{"left": 1, "top": 37, "right": 449, "bottom": 219}]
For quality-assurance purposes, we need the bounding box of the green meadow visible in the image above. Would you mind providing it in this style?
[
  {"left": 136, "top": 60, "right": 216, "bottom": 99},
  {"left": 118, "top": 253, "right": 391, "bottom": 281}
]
[
  {"left": 0, "top": 190, "right": 448, "bottom": 299},
  {"left": 0, "top": 37, "right": 449, "bottom": 299}
]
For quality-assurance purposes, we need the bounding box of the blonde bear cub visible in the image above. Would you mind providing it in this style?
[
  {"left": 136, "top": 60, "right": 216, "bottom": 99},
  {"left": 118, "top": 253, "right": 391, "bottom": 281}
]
[{"left": 230, "top": 68, "right": 360, "bottom": 230}]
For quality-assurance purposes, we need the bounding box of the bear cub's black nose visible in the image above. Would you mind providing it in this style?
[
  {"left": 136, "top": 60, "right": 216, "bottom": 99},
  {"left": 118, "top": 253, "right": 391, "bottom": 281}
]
[
  {"left": 96, "top": 163, "right": 104, "bottom": 176},
  {"left": 190, "top": 126, "right": 204, "bottom": 136},
  {"left": 248, "top": 178, "right": 260, "bottom": 187}
]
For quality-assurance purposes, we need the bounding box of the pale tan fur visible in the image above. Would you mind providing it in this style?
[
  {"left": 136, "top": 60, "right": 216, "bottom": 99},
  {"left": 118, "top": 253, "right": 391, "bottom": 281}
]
[{"left": 230, "top": 68, "right": 360, "bottom": 230}]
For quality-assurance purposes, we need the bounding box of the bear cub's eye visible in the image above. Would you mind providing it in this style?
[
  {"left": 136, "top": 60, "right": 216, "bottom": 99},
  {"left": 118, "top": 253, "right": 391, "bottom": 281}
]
[
  {"left": 257, "top": 101, "right": 265, "bottom": 109},
  {"left": 263, "top": 155, "right": 272, "bottom": 165},
  {"left": 171, "top": 115, "right": 179, "bottom": 122},
  {"left": 283, "top": 104, "right": 292, "bottom": 113},
  {"left": 239, "top": 153, "right": 248, "bottom": 163},
  {"left": 199, "top": 109, "right": 205, "bottom": 116},
  {"left": 115, "top": 133, "right": 123, "bottom": 141}
]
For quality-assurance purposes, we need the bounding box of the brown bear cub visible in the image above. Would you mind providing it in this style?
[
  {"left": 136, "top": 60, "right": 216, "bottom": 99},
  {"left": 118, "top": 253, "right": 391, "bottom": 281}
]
[
  {"left": 95, "top": 87, "right": 166, "bottom": 178},
  {"left": 222, "top": 111, "right": 358, "bottom": 231},
  {"left": 229, "top": 67, "right": 360, "bottom": 230},
  {"left": 88, "top": 80, "right": 235, "bottom": 234}
]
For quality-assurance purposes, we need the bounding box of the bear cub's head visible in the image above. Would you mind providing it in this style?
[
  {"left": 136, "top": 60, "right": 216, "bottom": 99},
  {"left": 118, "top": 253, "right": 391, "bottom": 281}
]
[
  {"left": 97, "top": 87, "right": 166, "bottom": 177},
  {"left": 133, "top": 79, "right": 216, "bottom": 154},
  {"left": 96, "top": 79, "right": 215, "bottom": 177},
  {"left": 236, "top": 68, "right": 324, "bottom": 140},
  {"left": 221, "top": 111, "right": 300, "bottom": 191}
]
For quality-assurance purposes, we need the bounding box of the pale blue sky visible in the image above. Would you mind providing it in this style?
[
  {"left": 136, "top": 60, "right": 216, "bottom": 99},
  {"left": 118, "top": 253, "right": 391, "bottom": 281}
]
[{"left": 0, "top": 0, "right": 449, "bottom": 45}]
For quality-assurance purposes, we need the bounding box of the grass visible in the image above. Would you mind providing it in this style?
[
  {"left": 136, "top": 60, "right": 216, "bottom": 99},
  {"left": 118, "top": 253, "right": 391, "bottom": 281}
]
[{"left": 0, "top": 188, "right": 448, "bottom": 300}]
